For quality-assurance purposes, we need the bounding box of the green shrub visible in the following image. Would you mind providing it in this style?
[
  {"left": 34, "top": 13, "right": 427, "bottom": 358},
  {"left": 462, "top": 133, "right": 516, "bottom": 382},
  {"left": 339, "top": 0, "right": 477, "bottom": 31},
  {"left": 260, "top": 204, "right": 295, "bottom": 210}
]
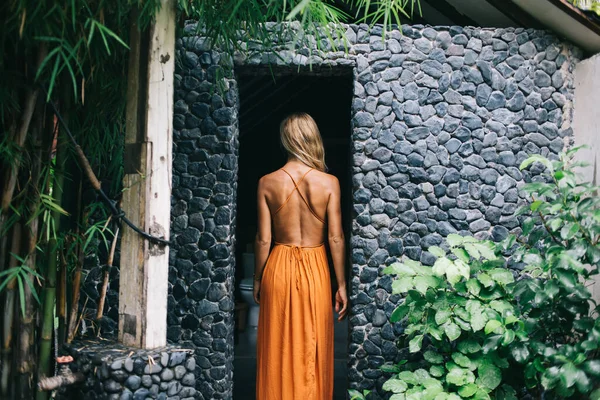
[{"left": 377, "top": 147, "right": 600, "bottom": 400}]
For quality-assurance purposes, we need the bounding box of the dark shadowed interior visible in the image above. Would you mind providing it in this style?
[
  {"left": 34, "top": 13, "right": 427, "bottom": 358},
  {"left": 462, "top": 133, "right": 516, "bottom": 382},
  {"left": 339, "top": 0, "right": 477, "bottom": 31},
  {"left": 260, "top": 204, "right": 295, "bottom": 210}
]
[{"left": 233, "top": 67, "right": 353, "bottom": 399}]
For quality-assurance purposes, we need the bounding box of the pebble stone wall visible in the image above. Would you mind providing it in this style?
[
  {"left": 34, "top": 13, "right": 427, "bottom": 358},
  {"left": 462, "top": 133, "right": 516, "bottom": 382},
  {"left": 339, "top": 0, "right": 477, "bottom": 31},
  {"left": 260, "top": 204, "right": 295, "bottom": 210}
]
[
  {"left": 59, "top": 340, "right": 195, "bottom": 400},
  {"left": 171, "top": 22, "right": 581, "bottom": 398}
]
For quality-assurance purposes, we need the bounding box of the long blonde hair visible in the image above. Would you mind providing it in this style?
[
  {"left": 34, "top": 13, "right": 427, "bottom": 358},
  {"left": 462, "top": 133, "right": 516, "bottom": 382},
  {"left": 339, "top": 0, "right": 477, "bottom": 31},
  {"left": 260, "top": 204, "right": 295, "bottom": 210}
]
[{"left": 280, "top": 112, "right": 327, "bottom": 172}]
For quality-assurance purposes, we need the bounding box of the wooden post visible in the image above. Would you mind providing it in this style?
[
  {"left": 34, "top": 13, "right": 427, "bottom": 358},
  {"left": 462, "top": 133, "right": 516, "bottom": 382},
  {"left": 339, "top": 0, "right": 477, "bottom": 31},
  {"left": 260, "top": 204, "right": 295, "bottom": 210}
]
[{"left": 119, "top": 0, "right": 175, "bottom": 349}]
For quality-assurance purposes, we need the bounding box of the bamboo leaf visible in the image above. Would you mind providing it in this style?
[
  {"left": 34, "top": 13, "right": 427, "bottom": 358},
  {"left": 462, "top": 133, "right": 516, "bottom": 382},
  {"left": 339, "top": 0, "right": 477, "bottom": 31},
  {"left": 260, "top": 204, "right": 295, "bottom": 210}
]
[{"left": 16, "top": 274, "right": 26, "bottom": 317}]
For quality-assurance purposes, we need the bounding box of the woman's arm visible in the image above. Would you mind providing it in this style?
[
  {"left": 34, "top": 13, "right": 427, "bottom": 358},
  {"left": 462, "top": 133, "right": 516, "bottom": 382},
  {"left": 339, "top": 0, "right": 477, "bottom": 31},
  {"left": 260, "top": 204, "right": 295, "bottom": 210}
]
[
  {"left": 254, "top": 177, "right": 272, "bottom": 303},
  {"left": 327, "top": 176, "right": 348, "bottom": 320}
]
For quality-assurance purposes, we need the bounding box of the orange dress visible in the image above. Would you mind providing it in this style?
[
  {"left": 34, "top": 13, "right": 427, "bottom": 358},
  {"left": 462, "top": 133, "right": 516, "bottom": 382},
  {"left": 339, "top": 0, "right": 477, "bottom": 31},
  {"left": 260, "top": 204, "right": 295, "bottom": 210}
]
[{"left": 256, "top": 169, "right": 334, "bottom": 400}]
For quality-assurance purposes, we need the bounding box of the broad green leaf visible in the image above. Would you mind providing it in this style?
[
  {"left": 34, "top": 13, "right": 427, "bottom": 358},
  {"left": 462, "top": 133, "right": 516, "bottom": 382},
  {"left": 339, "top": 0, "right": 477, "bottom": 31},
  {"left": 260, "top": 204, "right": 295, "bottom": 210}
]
[
  {"left": 549, "top": 218, "right": 562, "bottom": 232},
  {"left": 381, "top": 364, "right": 402, "bottom": 373},
  {"left": 429, "top": 246, "right": 446, "bottom": 258},
  {"left": 348, "top": 389, "right": 365, "bottom": 400},
  {"left": 433, "top": 257, "right": 453, "bottom": 277},
  {"left": 447, "top": 367, "right": 468, "bottom": 386},
  {"left": 447, "top": 234, "right": 464, "bottom": 247},
  {"left": 409, "top": 335, "right": 424, "bottom": 353},
  {"left": 591, "top": 388, "right": 600, "bottom": 400},
  {"left": 392, "top": 277, "right": 414, "bottom": 294},
  {"left": 466, "top": 279, "right": 481, "bottom": 296},
  {"left": 386, "top": 262, "right": 417, "bottom": 276},
  {"left": 414, "top": 276, "right": 441, "bottom": 295},
  {"left": 584, "top": 360, "right": 600, "bottom": 377},
  {"left": 391, "top": 305, "right": 409, "bottom": 323},
  {"left": 484, "top": 320, "right": 503, "bottom": 335},
  {"left": 457, "top": 339, "right": 481, "bottom": 354},
  {"left": 398, "top": 371, "right": 417, "bottom": 385},
  {"left": 490, "top": 300, "right": 512, "bottom": 314},
  {"left": 530, "top": 201, "right": 543, "bottom": 212},
  {"left": 470, "top": 308, "right": 487, "bottom": 332},
  {"left": 544, "top": 281, "right": 560, "bottom": 299},
  {"left": 560, "top": 363, "right": 580, "bottom": 389},
  {"left": 477, "top": 273, "right": 494, "bottom": 288},
  {"left": 424, "top": 351, "right": 444, "bottom": 364},
  {"left": 466, "top": 300, "right": 485, "bottom": 331},
  {"left": 458, "top": 383, "right": 478, "bottom": 397},
  {"left": 452, "top": 352, "right": 474, "bottom": 370},
  {"left": 422, "top": 385, "right": 444, "bottom": 399},
  {"left": 489, "top": 268, "right": 514, "bottom": 285},
  {"left": 454, "top": 260, "right": 471, "bottom": 283},
  {"left": 474, "top": 243, "right": 496, "bottom": 260},
  {"left": 389, "top": 395, "right": 406, "bottom": 400},
  {"left": 445, "top": 322, "right": 461, "bottom": 341},
  {"left": 477, "top": 363, "right": 502, "bottom": 391},
  {"left": 560, "top": 223, "right": 579, "bottom": 240},
  {"left": 471, "top": 390, "right": 492, "bottom": 400},
  {"left": 435, "top": 309, "right": 452, "bottom": 325},
  {"left": 383, "top": 379, "right": 408, "bottom": 393},
  {"left": 430, "top": 365, "right": 444, "bottom": 377},
  {"left": 452, "top": 247, "right": 471, "bottom": 263},
  {"left": 414, "top": 369, "right": 432, "bottom": 380},
  {"left": 482, "top": 335, "right": 502, "bottom": 354},
  {"left": 502, "top": 329, "right": 515, "bottom": 346},
  {"left": 464, "top": 243, "right": 480, "bottom": 259},
  {"left": 523, "top": 217, "right": 541, "bottom": 236},
  {"left": 555, "top": 269, "right": 576, "bottom": 289},
  {"left": 455, "top": 317, "right": 471, "bottom": 331}
]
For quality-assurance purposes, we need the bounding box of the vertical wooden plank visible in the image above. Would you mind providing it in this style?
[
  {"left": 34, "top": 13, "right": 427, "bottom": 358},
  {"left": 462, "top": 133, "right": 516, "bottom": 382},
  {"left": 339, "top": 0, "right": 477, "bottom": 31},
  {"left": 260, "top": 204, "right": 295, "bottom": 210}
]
[
  {"left": 119, "top": 0, "right": 175, "bottom": 349},
  {"left": 142, "top": 0, "right": 176, "bottom": 349}
]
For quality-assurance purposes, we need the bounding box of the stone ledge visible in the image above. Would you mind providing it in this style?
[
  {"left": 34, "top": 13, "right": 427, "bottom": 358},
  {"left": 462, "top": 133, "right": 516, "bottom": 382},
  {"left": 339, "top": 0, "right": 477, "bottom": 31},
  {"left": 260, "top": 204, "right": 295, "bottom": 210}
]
[{"left": 58, "top": 339, "right": 196, "bottom": 400}]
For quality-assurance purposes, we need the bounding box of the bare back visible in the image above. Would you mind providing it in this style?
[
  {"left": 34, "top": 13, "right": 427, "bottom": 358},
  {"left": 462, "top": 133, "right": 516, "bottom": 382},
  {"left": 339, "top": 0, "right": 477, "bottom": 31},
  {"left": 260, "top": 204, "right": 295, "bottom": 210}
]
[{"left": 257, "top": 162, "right": 339, "bottom": 247}]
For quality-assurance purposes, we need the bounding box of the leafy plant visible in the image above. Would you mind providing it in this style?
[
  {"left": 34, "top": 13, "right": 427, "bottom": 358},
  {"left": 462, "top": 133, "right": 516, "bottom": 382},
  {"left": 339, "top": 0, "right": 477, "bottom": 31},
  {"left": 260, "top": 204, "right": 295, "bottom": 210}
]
[
  {"left": 381, "top": 147, "right": 600, "bottom": 399},
  {"left": 381, "top": 235, "right": 523, "bottom": 400},
  {"left": 510, "top": 147, "right": 600, "bottom": 398}
]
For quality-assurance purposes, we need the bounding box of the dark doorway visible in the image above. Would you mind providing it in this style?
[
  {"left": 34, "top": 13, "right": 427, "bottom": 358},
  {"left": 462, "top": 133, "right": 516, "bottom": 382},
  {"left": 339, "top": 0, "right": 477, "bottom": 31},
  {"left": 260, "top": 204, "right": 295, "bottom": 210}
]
[{"left": 232, "top": 68, "right": 353, "bottom": 400}]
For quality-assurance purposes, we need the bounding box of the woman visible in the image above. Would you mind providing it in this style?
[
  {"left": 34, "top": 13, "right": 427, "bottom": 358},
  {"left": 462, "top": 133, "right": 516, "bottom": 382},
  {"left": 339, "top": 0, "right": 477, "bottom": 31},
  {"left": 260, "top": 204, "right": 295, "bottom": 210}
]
[{"left": 253, "top": 112, "right": 348, "bottom": 400}]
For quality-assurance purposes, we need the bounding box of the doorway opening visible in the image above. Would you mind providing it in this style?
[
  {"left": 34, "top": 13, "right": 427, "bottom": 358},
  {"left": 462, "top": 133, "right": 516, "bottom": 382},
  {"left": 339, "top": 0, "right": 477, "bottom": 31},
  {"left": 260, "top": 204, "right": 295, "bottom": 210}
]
[{"left": 232, "top": 67, "right": 353, "bottom": 400}]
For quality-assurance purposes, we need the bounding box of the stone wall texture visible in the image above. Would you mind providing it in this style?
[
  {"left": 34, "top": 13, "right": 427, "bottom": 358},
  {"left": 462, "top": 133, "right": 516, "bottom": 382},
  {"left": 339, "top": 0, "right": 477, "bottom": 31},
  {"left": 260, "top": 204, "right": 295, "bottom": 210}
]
[
  {"left": 60, "top": 340, "right": 195, "bottom": 400},
  {"left": 171, "top": 22, "right": 581, "bottom": 398}
]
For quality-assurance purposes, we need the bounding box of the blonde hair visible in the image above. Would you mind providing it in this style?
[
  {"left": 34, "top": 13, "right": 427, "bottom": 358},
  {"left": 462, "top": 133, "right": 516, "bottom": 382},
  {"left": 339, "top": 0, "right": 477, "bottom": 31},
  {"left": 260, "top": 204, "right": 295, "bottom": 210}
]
[{"left": 280, "top": 112, "right": 327, "bottom": 172}]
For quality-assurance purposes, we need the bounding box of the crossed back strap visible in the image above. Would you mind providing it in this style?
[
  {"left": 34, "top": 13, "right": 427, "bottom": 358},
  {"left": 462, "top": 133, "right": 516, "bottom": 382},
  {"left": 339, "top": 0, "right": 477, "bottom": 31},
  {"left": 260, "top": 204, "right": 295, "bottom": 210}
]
[{"left": 272, "top": 168, "right": 325, "bottom": 224}]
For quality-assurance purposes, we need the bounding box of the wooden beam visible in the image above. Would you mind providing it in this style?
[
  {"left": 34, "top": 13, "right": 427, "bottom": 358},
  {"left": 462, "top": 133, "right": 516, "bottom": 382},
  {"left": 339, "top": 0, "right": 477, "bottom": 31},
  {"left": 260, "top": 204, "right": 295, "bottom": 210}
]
[
  {"left": 545, "top": 0, "right": 600, "bottom": 35},
  {"left": 119, "top": 0, "right": 175, "bottom": 349},
  {"left": 483, "top": 0, "right": 544, "bottom": 29},
  {"left": 423, "top": 0, "right": 478, "bottom": 26}
]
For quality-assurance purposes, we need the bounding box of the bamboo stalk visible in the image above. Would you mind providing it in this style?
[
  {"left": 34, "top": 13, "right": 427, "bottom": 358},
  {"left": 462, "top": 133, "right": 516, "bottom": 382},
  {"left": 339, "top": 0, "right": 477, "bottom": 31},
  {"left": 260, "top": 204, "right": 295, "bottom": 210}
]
[
  {"left": 66, "top": 183, "right": 83, "bottom": 344},
  {"left": 1, "top": 223, "right": 22, "bottom": 398},
  {"left": 96, "top": 227, "right": 119, "bottom": 320},
  {"left": 36, "top": 108, "right": 66, "bottom": 400},
  {"left": 0, "top": 45, "right": 47, "bottom": 229},
  {"left": 16, "top": 94, "right": 45, "bottom": 399},
  {"left": 57, "top": 249, "right": 67, "bottom": 345}
]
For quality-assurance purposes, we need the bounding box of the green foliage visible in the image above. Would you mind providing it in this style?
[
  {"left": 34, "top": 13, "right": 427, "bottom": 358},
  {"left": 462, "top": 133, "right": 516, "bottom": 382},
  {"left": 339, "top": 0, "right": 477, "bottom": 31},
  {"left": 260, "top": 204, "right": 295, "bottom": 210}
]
[
  {"left": 382, "top": 236, "right": 523, "bottom": 399},
  {"left": 349, "top": 389, "right": 372, "bottom": 400},
  {"left": 511, "top": 147, "right": 600, "bottom": 398},
  {"left": 381, "top": 147, "right": 600, "bottom": 399}
]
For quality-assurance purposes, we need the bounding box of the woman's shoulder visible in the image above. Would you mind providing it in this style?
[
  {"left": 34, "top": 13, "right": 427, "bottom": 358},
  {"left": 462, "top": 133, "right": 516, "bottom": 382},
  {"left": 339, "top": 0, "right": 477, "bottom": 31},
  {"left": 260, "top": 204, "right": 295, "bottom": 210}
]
[{"left": 309, "top": 170, "right": 339, "bottom": 191}]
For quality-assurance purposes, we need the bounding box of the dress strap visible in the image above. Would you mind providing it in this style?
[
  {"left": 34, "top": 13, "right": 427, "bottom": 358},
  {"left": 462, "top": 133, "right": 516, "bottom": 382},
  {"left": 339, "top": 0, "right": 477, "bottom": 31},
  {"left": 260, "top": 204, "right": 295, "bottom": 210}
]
[{"left": 272, "top": 168, "right": 325, "bottom": 224}]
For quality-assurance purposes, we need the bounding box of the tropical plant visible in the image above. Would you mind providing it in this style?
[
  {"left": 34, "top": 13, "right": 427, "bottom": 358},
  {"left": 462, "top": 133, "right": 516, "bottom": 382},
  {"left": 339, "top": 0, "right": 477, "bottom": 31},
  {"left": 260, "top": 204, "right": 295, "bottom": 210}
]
[
  {"left": 379, "top": 148, "right": 600, "bottom": 400},
  {"left": 380, "top": 235, "right": 523, "bottom": 400},
  {"left": 510, "top": 147, "right": 600, "bottom": 398}
]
